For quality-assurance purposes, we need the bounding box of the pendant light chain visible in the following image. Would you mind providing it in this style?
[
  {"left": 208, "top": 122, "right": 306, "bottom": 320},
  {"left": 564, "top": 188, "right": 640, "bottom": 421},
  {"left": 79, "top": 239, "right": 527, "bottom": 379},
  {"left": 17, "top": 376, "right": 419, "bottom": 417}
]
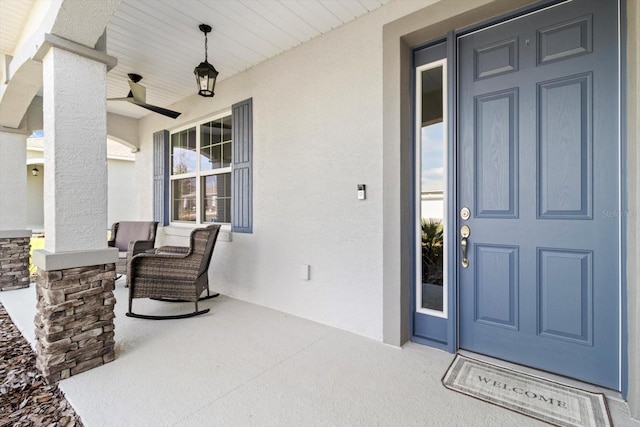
[{"left": 204, "top": 32, "right": 208, "bottom": 62}]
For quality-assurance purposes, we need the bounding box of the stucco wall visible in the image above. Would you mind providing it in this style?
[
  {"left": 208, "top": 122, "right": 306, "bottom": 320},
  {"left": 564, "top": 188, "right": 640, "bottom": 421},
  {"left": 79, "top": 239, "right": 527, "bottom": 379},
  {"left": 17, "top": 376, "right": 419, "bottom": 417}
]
[
  {"left": 26, "top": 163, "right": 44, "bottom": 232},
  {"left": 107, "top": 113, "right": 139, "bottom": 150},
  {"left": 107, "top": 158, "right": 136, "bottom": 227},
  {"left": 136, "top": 0, "right": 436, "bottom": 340}
]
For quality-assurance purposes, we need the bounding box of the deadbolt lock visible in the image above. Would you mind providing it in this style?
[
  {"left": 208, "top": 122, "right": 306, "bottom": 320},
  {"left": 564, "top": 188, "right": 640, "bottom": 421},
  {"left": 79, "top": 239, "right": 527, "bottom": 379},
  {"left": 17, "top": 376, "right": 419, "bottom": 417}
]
[{"left": 460, "top": 207, "right": 471, "bottom": 221}]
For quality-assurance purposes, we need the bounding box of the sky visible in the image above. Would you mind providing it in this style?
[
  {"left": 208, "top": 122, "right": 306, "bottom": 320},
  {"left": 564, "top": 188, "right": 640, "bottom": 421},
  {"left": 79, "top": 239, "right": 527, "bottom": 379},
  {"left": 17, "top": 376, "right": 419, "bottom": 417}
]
[{"left": 421, "top": 122, "right": 444, "bottom": 193}]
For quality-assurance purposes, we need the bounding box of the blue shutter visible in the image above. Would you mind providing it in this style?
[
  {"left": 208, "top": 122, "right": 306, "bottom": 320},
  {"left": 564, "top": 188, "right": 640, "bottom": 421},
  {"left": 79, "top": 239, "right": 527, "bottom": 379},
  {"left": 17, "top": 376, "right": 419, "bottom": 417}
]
[
  {"left": 232, "top": 98, "right": 252, "bottom": 233},
  {"left": 153, "top": 130, "right": 169, "bottom": 226}
]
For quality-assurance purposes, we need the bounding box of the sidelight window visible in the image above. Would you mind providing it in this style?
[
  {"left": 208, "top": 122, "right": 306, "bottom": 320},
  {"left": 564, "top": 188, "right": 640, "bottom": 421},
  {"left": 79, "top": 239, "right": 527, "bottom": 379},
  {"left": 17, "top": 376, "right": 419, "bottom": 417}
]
[{"left": 416, "top": 59, "right": 448, "bottom": 317}]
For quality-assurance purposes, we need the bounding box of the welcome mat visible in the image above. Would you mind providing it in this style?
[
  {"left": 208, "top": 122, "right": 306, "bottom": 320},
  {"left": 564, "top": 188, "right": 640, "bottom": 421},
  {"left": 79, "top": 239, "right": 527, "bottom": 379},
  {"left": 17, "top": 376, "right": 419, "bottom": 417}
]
[{"left": 442, "top": 354, "right": 612, "bottom": 427}]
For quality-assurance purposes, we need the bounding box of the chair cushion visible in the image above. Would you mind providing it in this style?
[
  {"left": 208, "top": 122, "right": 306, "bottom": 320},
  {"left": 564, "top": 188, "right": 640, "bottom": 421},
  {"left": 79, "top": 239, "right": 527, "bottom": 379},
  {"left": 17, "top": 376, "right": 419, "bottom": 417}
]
[{"left": 114, "top": 222, "right": 155, "bottom": 251}]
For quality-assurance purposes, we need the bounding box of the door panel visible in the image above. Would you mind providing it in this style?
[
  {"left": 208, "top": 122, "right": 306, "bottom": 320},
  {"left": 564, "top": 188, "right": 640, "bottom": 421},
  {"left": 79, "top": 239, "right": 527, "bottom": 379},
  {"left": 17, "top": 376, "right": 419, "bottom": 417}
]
[
  {"left": 475, "top": 89, "right": 518, "bottom": 218},
  {"left": 458, "top": 0, "right": 619, "bottom": 389},
  {"left": 537, "top": 248, "right": 593, "bottom": 344},
  {"left": 475, "top": 244, "right": 519, "bottom": 329},
  {"left": 538, "top": 73, "right": 592, "bottom": 218}
]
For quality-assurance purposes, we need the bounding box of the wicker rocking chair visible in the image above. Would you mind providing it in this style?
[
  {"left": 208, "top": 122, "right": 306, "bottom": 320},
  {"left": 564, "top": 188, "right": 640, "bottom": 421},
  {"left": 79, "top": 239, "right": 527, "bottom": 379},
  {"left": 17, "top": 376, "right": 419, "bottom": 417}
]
[{"left": 126, "top": 224, "right": 221, "bottom": 320}]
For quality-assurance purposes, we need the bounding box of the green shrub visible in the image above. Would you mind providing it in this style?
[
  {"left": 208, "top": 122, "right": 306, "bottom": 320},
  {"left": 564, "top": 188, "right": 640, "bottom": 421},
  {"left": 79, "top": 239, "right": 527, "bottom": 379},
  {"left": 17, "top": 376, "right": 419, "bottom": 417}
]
[
  {"left": 421, "top": 219, "right": 443, "bottom": 285},
  {"left": 29, "top": 235, "right": 45, "bottom": 276}
]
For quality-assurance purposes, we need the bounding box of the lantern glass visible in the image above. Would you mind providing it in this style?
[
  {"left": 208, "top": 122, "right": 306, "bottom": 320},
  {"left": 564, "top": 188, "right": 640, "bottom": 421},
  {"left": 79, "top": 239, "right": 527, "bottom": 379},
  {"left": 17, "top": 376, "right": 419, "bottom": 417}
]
[{"left": 194, "top": 61, "right": 218, "bottom": 97}]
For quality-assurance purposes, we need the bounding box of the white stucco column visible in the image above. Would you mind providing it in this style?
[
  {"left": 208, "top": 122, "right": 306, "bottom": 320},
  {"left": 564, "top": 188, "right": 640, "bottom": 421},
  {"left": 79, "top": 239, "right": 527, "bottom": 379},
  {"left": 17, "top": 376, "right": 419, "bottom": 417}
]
[
  {"left": 32, "top": 46, "right": 117, "bottom": 269},
  {"left": 0, "top": 128, "right": 32, "bottom": 290},
  {"left": 44, "top": 47, "right": 107, "bottom": 252}
]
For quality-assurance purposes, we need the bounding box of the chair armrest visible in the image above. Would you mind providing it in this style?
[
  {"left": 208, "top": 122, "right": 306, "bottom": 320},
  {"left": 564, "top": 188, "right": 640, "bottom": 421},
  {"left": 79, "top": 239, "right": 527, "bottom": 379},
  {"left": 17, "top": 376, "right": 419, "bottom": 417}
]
[
  {"left": 155, "top": 245, "right": 190, "bottom": 255},
  {"left": 128, "top": 251, "right": 199, "bottom": 282},
  {"left": 128, "top": 240, "right": 156, "bottom": 256}
]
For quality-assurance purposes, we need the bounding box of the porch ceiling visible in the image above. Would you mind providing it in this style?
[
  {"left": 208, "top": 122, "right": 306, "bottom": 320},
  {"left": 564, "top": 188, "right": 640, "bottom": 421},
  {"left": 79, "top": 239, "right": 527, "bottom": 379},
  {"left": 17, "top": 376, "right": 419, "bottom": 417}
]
[{"left": 0, "top": 0, "right": 391, "bottom": 120}]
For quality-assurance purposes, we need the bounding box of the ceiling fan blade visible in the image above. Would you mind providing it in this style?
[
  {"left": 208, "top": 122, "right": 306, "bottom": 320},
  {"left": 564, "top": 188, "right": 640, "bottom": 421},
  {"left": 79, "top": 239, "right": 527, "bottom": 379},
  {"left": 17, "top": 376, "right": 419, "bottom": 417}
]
[
  {"left": 131, "top": 100, "right": 181, "bottom": 119},
  {"left": 109, "top": 74, "right": 180, "bottom": 118},
  {"left": 128, "top": 81, "right": 146, "bottom": 103}
]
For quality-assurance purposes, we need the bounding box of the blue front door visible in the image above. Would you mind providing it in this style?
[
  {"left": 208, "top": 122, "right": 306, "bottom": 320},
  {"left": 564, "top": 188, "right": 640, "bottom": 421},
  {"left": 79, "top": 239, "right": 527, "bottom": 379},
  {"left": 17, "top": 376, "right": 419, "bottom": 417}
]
[{"left": 457, "top": 0, "right": 620, "bottom": 389}]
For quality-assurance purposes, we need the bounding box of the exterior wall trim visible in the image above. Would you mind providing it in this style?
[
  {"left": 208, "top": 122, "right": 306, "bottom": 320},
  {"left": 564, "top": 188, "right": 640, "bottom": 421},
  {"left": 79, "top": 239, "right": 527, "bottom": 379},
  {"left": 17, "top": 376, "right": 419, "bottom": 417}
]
[
  {"left": 623, "top": 0, "right": 640, "bottom": 417},
  {"left": 33, "top": 33, "right": 117, "bottom": 71},
  {"left": 33, "top": 248, "right": 118, "bottom": 271},
  {"left": 0, "top": 230, "right": 32, "bottom": 239}
]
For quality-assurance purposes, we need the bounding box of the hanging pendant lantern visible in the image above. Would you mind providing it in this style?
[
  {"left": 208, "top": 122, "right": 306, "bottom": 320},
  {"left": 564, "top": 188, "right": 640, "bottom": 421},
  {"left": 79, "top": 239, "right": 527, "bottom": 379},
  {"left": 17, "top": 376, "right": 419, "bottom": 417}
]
[{"left": 194, "top": 24, "right": 219, "bottom": 97}]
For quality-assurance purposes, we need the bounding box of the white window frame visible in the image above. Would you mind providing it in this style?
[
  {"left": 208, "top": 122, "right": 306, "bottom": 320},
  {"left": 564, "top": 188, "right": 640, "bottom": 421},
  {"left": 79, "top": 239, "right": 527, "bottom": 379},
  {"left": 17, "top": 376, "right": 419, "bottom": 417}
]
[
  {"left": 415, "top": 58, "right": 448, "bottom": 318},
  {"left": 169, "top": 110, "right": 232, "bottom": 227}
]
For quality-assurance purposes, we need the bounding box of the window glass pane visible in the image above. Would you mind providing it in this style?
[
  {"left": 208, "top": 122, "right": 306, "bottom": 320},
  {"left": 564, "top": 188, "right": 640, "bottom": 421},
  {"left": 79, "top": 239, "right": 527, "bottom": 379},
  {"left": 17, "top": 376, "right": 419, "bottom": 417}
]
[
  {"left": 200, "top": 123, "right": 211, "bottom": 172},
  {"left": 211, "top": 145, "right": 222, "bottom": 169},
  {"left": 419, "top": 65, "right": 445, "bottom": 313},
  {"left": 172, "top": 178, "right": 196, "bottom": 222},
  {"left": 171, "top": 128, "right": 196, "bottom": 174},
  {"left": 222, "top": 116, "right": 232, "bottom": 142},
  {"left": 202, "top": 173, "right": 231, "bottom": 223},
  {"left": 200, "top": 146, "right": 211, "bottom": 172},
  {"left": 222, "top": 141, "right": 232, "bottom": 168},
  {"left": 200, "top": 116, "right": 232, "bottom": 171}
]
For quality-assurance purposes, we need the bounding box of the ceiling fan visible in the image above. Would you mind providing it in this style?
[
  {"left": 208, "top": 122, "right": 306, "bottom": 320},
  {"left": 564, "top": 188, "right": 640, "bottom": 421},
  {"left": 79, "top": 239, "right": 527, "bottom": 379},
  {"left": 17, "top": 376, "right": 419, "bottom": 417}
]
[{"left": 108, "top": 73, "right": 181, "bottom": 119}]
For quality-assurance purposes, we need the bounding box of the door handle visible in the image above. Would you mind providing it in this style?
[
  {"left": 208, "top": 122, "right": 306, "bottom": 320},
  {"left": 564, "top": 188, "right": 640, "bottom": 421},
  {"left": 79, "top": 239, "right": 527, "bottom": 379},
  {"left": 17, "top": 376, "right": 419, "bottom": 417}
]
[{"left": 460, "top": 225, "right": 470, "bottom": 268}]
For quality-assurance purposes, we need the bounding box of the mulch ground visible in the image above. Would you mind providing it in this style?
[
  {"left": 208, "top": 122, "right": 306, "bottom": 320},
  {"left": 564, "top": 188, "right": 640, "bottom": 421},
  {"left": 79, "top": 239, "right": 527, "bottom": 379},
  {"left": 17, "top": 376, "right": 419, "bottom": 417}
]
[{"left": 0, "top": 302, "right": 83, "bottom": 427}]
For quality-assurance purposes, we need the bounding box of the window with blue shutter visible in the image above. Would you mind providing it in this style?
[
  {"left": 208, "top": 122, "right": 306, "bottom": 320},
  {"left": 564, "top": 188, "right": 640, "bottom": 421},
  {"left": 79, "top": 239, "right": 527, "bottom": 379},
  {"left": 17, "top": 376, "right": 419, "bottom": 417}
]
[{"left": 160, "top": 98, "right": 252, "bottom": 232}]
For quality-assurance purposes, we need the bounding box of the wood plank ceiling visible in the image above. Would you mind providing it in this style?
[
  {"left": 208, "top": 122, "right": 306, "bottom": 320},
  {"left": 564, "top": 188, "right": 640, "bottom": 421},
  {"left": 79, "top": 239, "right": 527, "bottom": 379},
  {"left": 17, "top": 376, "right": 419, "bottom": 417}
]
[
  {"left": 0, "top": 0, "right": 36, "bottom": 57},
  {"left": 0, "top": 0, "right": 391, "bottom": 119},
  {"left": 106, "top": 0, "right": 392, "bottom": 118}
]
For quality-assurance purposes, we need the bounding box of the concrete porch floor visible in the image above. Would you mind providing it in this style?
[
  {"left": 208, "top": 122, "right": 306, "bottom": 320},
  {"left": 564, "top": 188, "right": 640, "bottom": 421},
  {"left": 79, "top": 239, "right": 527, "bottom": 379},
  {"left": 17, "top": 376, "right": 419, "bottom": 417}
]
[{"left": 1, "top": 281, "right": 638, "bottom": 427}]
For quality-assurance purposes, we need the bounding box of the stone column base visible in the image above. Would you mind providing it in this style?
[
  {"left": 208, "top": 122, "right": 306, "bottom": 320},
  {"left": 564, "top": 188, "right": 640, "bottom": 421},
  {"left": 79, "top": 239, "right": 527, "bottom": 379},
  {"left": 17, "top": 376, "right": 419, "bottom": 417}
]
[
  {"left": 35, "top": 263, "right": 116, "bottom": 383},
  {"left": 0, "top": 236, "right": 31, "bottom": 291}
]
